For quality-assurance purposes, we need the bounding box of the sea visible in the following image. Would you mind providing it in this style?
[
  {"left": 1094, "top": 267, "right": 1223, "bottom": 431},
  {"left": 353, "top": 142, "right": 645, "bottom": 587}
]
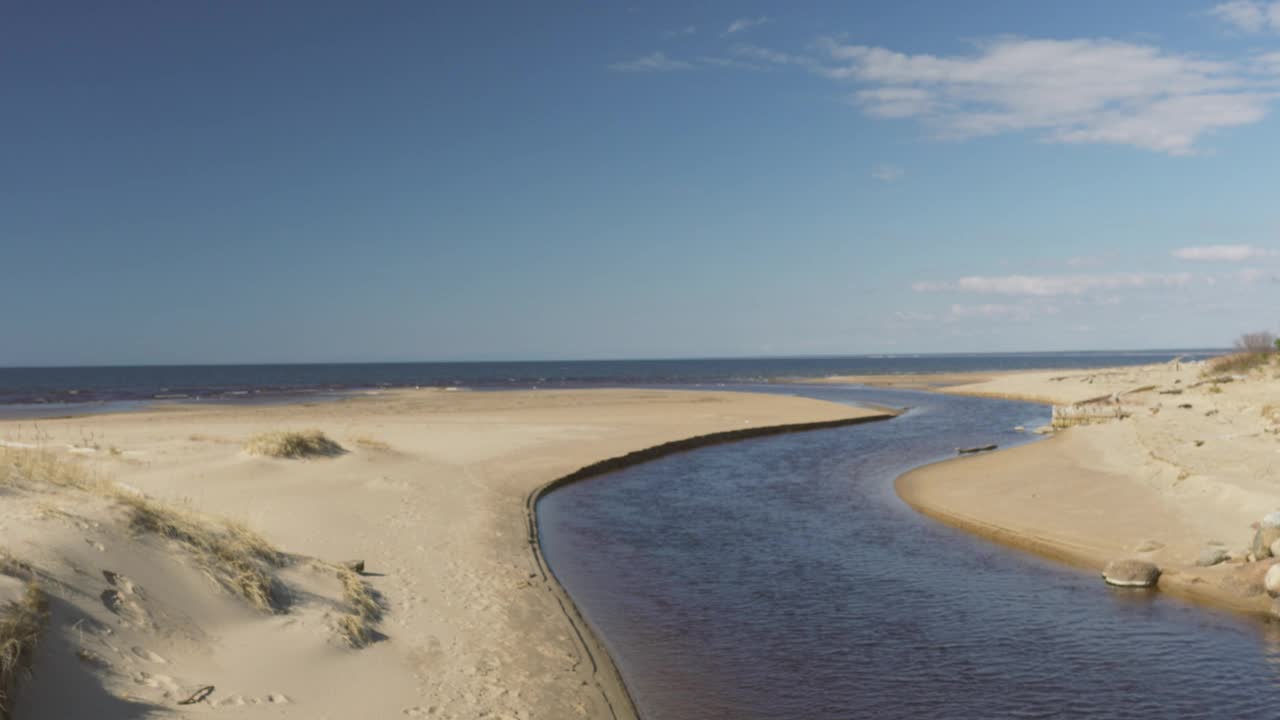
[{"left": 0, "top": 349, "right": 1224, "bottom": 411}]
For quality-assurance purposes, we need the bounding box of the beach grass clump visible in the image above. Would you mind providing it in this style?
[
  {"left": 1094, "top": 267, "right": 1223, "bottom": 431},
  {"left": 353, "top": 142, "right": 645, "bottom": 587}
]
[
  {"left": 245, "top": 430, "right": 344, "bottom": 459},
  {"left": 1206, "top": 352, "right": 1274, "bottom": 376},
  {"left": 0, "top": 445, "right": 96, "bottom": 491},
  {"left": 0, "top": 560, "right": 47, "bottom": 720},
  {"left": 118, "top": 495, "right": 289, "bottom": 612},
  {"left": 334, "top": 565, "right": 383, "bottom": 648}
]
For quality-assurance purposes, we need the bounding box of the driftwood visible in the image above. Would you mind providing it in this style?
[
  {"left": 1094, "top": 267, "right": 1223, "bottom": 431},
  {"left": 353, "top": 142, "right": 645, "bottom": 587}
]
[
  {"left": 956, "top": 444, "right": 997, "bottom": 455},
  {"left": 178, "top": 686, "right": 215, "bottom": 705}
]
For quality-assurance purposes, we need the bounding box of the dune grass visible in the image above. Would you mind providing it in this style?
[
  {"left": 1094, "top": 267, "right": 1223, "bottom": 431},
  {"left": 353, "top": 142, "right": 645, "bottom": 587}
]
[
  {"left": 334, "top": 566, "right": 384, "bottom": 648},
  {"left": 119, "top": 494, "right": 289, "bottom": 612},
  {"left": 245, "top": 430, "right": 345, "bottom": 459},
  {"left": 1206, "top": 352, "right": 1274, "bottom": 376},
  {"left": 0, "top": 558, "right": 46, "bottom": 720},
  {"left": 3, "top": 445, "right": 290, "bottom": 612}
]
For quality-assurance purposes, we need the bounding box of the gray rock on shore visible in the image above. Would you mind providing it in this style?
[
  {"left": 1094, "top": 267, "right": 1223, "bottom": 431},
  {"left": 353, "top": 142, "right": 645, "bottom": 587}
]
[
  {"left": 1196, "top": 548, "right": 1229, "bottom": 567},
  {"left": 1252, "top": 526, "right": 1280, "bottom": 559},
  {"left": 1266, "top": 564, "right": 1280, "bottom": 598},
  {"left": 1102, "top": 559, "right": 1161, "bottom": 588},
  {"left": 1263, "top": 512, "right": 1280, "bottom": 529}
]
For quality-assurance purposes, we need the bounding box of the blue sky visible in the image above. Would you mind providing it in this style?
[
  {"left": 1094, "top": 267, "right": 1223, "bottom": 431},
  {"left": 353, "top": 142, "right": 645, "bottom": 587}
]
[{"left": 5, "top": 1, "right": 1280, "bottom": 365}]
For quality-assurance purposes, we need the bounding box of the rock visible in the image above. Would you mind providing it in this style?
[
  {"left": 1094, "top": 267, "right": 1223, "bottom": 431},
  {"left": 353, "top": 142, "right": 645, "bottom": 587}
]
[
  {"left": 1266, "top": 564, "right": 1280, "bottom": 597},
  {"left": 1102, "top": 559, "right": 1161, "bottom": 588},
  {"left": 1271, "top": 598, "right": 1280, "bottom": 620},
  {"left": 1252, "top": 526, "right": 1280, "bottom": 559},
  {"left": 1134, "top": 539, "right": 1164, "bottom": 553},
  {"left": 1262, "top": 512, "right": 1280, "bottom": 529},
  {"left": 1196, "top": 548, "right": 1229, "bottom": 567},
  {"left": 1033, "top": 425, "right": 1054, "bottom": 435},
  {"left": 1013, "top": 426, "right": 1025, "bottom": 433},
  {"left": 1271, "top": 539, "right": 1280, "bottom": 558},
  {"left": 342, "top": 560, "right": 365, "bottom": 574}
]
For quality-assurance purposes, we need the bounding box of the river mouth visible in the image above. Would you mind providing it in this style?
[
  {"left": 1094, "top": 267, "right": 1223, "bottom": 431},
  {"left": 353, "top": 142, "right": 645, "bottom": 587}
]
[{"left": 537, "top": 384, "right": 1280, "bottom": 719}]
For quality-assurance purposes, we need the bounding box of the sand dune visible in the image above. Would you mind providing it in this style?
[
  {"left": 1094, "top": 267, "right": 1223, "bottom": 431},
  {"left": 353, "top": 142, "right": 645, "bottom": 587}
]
[{"left": 0, "top": 388, "right": 885, "bottom": 718}]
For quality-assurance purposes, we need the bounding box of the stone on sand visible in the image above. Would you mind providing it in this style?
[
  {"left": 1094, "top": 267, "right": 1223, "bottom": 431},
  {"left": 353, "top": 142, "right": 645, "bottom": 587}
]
[
  {"left": 1196, "top": 548, "right": 1229, "bottom": 567},
  {"left": 1252, "top": 526, "right": 1280, "bottom": 559},
  {"left": 1262, "top": 511, "right": 1280, "bottom": 529},
  {"left": 1266, "top": 564, "right": 1280, "bottom": 598},
  {"left": 1102, "top": 559, "right": 1161, "bottom": 588}
]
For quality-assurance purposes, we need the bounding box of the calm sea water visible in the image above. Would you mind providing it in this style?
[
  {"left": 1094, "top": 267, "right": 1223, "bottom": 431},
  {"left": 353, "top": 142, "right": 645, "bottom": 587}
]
[
  {"left": 538, "top": 384, "right": 1280, "bottom": 719},
  {"left": 0, "top": 350, "right": 1222, "bottom": 407}
]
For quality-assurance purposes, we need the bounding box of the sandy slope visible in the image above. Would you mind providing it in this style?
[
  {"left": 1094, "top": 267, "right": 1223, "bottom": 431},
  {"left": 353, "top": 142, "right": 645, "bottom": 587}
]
[
  {"left": 894, "top": 359, "right": 1280, "bottom": 615},
  {"left": 0, "top": 388, "right": 885, "bottom": 719}
]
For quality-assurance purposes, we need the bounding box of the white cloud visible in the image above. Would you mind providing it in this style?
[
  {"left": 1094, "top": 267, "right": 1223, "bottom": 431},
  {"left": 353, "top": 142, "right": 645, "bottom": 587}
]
[
  {"left": 726, "top": 16, "right": 770, "bottom": 35},
  {"left": 1173, "top": 244, "right": 1276, "bottom": 260},
  {"left": 1210, "top": 1, "right": 1280, "bottom": 32},
  {"left": 872, "top": 164, "right": 905, "bottom": 181},
  {"left": 609, "top": 52, "right": 693, "bottom": 72},
  {"left": 698, "top": 56, "right": 763, "bottom": 71},
  {"left": 912, "top": 272, "right": 1193, "bottom": 296},
  {"left": 816, "top": 36, "right": 1274, "bottom": 154},
  {"left": 948, "top": 303, "right": 1035, "bottom": 320},
  {"left": 732, "top": 44, "right": 812, "bottom": 66}
]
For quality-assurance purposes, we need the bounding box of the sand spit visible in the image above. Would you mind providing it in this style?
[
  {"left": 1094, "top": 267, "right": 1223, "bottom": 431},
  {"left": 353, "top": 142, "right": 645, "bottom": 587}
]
[
  {"left": 0, "top": 388, "right": 886, "bottom": 718},
  {"left": 891, "top": 358, "right": 1280, "bottom": 618}
]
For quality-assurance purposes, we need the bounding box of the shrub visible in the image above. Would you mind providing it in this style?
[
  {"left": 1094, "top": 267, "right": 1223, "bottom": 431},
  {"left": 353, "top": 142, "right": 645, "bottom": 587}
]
[{"left": 245, "top": 431, "right": 344, "bottom": 459}]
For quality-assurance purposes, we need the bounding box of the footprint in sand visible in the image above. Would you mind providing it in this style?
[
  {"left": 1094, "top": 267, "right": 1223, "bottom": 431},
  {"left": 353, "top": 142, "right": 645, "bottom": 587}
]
[
  {"left": 101, "top": 588, "right": 150, "bottom": 628},
  {"left": 130, "top": 646, "right": 168, "bottom": 664}
]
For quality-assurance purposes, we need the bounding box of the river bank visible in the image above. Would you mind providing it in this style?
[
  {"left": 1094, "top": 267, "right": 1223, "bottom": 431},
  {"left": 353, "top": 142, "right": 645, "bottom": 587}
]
[
  {"left": 855, "top": 360, "right": 1280, "bottom": 618},
  {"left": 0, "top": 388, "right": 887, "bottom": 718}
]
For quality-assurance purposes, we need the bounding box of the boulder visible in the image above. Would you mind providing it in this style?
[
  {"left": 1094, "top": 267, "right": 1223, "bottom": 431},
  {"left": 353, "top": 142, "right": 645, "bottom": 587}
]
[
  {"left": 1262, "top": 512, "right": 1280, "bottom": 529},
  {"left": 1102, "top": 559, "right": 1161, "bottom": 588},
  {"left": 1196, "top": 548, "right": 1229, "bottom": 567},
  {"left": 1266, "top": 564, "right": 1280, "bottom": 598},
  {"left": 1252, "top": 526, "right": 1280, "bottom": 559},
  {"left": 1271, "top": 539, "right": 1280, "bottom": 559}
]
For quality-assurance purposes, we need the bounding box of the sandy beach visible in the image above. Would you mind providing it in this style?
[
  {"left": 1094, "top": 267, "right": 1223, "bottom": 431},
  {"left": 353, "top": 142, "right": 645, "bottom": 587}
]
[
  {"left": 879, "top": 360, "right": 1280, "bottom": 616},
  {"left": 0, "top": 388, "right": 886, "bottom": 718}
]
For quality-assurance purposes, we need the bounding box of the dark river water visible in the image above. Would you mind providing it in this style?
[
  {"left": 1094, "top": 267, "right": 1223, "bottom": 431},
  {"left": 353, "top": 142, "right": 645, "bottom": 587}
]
[{"left": 537, "top": 384, "right": 1280, "bottom": 719}]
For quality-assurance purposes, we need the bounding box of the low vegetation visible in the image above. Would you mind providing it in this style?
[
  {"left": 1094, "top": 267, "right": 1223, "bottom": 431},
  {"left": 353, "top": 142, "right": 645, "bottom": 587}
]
[
  {"left": 245, "top": 430, "right": 345, "bottom": 459},
  {"left": 0, "top": 558, "right": 47, "bottom": 720},
  {"left": 119, "top": 495, "right": 289, "bottom": 612},
  {"left": 3, "top": 444, "right": 289, "bottom": 612},
  {"left": 3, "top": 442, "right": 383, "bottom": 650},
  {"left": 1206, "top": 331, "right": 1279, "bottom": 376},
  {"left": 334, "top": 565, "right": 383, "bottom": 648}
]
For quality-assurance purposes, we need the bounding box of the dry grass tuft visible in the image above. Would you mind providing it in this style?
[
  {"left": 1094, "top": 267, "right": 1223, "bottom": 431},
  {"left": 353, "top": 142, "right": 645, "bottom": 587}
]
[
  {"left": 245, "top": 430, "right": 344, "bottom": 459},
  {"left": 0, "top": 562, "right": 47, "bottom": 720},
  {"left": 119, "top": 495, "right": 289, "bottom": 612},
  {"left": 0, "top": 445, "right": 97, "bottom": 491},
  {"left": 1206, "top": 352, "right": 1274, "bottom": 376},
  {"left": 334, "top": 566, "right": 384, "bottom": 648}
]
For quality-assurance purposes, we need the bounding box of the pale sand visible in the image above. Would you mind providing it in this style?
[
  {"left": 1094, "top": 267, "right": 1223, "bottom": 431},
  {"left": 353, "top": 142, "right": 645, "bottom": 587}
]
[
  {"left": 889, "top": 359, "right": 1280, "bottom": 616},
  {"left": 0, "top": 388, "right": 887, "bottom": 718}
]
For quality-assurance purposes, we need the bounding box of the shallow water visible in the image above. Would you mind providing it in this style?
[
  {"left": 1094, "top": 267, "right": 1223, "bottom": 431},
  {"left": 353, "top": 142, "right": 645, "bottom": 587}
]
[{"left": 538, "top": 385, "right": 1280, "bottom": 719}]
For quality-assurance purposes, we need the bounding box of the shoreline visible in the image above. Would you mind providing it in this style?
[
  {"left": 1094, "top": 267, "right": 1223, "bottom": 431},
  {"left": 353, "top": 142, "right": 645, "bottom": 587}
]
[
  {"left": 877, "top": 361, "right": 1280, "bottom": 622},
  {"left": 524, "top": 412, "right": 899, "bottom": 720}
]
